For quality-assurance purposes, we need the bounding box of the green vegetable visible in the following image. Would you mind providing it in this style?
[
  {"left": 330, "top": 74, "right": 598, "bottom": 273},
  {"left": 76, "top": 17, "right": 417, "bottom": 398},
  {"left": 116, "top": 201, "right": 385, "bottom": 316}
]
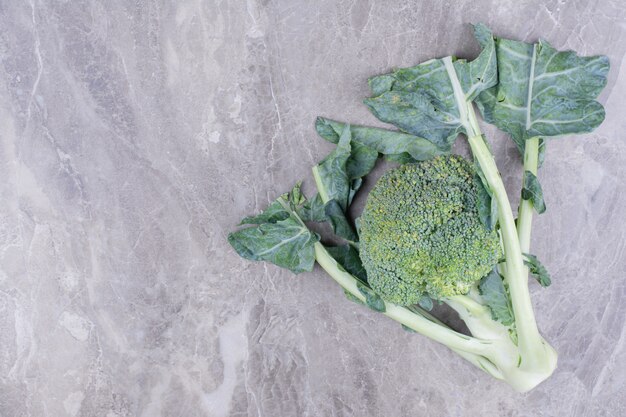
[
  {"left": 228, "top": 24, "right": 608, "bottom": 393},
  {"left": 359, "top": 155, "right": 501, "bottom": 304}
]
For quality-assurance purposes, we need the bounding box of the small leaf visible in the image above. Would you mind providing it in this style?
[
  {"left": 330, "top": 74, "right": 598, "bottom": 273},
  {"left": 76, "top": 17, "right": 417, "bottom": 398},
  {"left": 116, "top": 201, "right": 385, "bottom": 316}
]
[
  {"left": 357, "top": 282, "right": 386, "bottom": 312},
  {"left": 479, "top": 268, "right": 515, "bottom": 326},
  {"left": 324, "top": 199, "right": 358, "bottom": 242},
  {"left": 418, "top": 295, "right": 434, "bottom": 311},
  {"left": 326, "top": 244, "right": 368, "bottom": 282},
  {"left": 401, "top": 324, "right": 417, "bottom": 333},
  {"left": 523, "top": 253, "right": 551, "bottom": 287},
  {"left": 344, "top": 289, "right": 365, "bottom": 306},
  {"left": 348, "top": 178, "right": 363, "bottom": 206},
  {"left": 521, "top": 171, "right": 546, "bottom": 214}
]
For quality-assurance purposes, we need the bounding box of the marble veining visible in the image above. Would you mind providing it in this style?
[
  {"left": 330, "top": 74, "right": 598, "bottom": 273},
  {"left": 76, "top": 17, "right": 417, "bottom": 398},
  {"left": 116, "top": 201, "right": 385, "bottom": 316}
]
[{"left": 0, "top": 1, "right": 625, "bottom": 416}]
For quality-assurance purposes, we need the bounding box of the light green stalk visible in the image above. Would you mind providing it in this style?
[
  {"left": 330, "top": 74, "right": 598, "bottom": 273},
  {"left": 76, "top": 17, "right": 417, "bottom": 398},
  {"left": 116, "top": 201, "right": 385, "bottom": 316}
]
[{"left": 517, "top": 136, "right": 540, "bottom": 252}]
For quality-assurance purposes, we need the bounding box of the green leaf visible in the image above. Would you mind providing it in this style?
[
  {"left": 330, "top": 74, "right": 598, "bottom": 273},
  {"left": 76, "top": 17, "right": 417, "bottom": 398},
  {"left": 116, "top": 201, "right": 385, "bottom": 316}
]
[
  {"left": 363, "top": 24, "right": 497, "bottom": 147},
  {"left": 326, "top": 244, "right": 368, "bottom": 282},
  {"left": 344, "top": 289, "right": 366, "bottom": 306},
  {"left": 356, "top": 281, "right": 386, "bottom": 312},
  {"left": 523, "top": 253, "right": 551, "bottom": 287},
  {"left": 228, "top": 216, "right": 319, "bottom": 274},
  {"left": 475, "top": 173, "right": 495, "bottom": 231},
  {"left": 475, "top": 29, "right": 609, "bottom": 152},
  {"left": 347, "top": 141, "right": 379, "bottom": 179},
  {"left": 313, "top": 125, "right": 352, "bottom": 210},
  {"left": 418, "top": 295, "right": 434, "bottom": 311},
  {"left": 240, "top": 200, "right": 289, "bottom": 225},
  {"left": 315, "top": 117, "right": 446, "bottom": 163},
  {"left": 479, "top": 268, "right": 515, "bottom": 326},
  {"left": 401, "top": 324, "right": 417, "bottom": 333},
  {"left": 297, "top": 193, "right": 327, "bottom": 222},
  {"left": 521, "top": 171, "right": 546, "bottom": 214},
  {"left": 324, "top": 199, "right": 358, "bottom": 242},
  {"left": 348, "top": 178, "right": 362, "bottom": 207}
]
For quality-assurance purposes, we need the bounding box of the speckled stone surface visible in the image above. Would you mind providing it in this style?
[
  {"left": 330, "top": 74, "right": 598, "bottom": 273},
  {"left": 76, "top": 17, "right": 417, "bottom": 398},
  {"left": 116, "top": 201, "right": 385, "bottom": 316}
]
[{"left": 1, "top": 1, "right": 625, "bottom": 416}]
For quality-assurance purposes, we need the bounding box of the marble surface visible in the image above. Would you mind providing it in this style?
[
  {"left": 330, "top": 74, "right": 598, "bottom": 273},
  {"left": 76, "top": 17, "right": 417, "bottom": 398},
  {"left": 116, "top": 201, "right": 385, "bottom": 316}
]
[{"left": 1, "top": 1, "right": 625, "bottom": 416}]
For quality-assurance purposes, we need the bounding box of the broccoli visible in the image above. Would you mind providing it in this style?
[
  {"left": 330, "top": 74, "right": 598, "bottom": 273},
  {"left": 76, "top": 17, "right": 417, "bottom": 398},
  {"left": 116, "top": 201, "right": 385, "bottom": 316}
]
[
  {"left": 360, "top": 155, "right": 501, "bottom": 305},
  {"left": 228, "top": 24, "right": 608, "bottom": 393}
]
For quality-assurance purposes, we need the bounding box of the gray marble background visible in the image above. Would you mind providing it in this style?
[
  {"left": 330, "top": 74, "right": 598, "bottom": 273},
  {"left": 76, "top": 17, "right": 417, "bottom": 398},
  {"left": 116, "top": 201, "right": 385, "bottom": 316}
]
[{"left": 1, "top": 1, "right": 625, "bottom": 416}]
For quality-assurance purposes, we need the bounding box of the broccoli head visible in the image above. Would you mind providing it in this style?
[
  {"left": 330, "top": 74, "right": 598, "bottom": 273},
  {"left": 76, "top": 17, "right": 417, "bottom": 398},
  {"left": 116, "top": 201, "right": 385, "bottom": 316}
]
[{"left": 359, "top": 155, "right": 501, "bottom": 305}]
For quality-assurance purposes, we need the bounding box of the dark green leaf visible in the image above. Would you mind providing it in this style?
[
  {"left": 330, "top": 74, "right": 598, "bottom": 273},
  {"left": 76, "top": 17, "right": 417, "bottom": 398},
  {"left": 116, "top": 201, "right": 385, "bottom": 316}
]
[
  {"left": 348, "top": 178, "right": 362, "bottom": 207},
  {"left": 344, "top": 289, "right": 365, "bottom": 306},
  {"left": 523, "top": 253, "right": 551, "bottom": 287},
  {"left": 228, "top": 216, "right": 319, "bottom": 274},
  {"left": 475, "top": 173, "right": 495, "bottom": 231},
  {"left": 364, "top": 25, "right": 496, "bottom": 147},
  {"left": 297, "top": 193, "right": 327, "bottom": 222},
  {"left": 347, "top": 141, "right": 379, "bottom": 179},
  {"left": 357, "top": 282, "right": 386, "bottom": 312},
  {"left": 324, "top": 199, "right": 358, "bottom": 242},
  {"left": 315, "top": 117, "right": 446, "bottom": 162},
  {"left": 240, "top": 200, "right": 290, "bottom": 225},
  {"left": 313, "top": 125, "right": 352, "bottom": 209},
  {"left": 326, "top": 244, "right": 368, "bottom": 282},
  {"left": 479, "top": 268, "right": 515, "bottom": 326},
  {"left": 401, "top": 324, "right": 417, "bottom": 333},
  {"left": 521, "top": 171, "right": 546, "bottom": 214},
  {"left": 418, "top": 295, "right": 434, "bottom": 311},
  {"left": 475, "top": 29, "right": 609, "bottom": 153}
]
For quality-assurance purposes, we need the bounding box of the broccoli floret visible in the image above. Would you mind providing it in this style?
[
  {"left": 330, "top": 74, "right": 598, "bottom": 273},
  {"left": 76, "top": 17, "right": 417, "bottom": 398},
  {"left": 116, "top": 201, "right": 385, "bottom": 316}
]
[{"left": 359, "top": 155, "right": 501, "bottom": 305}]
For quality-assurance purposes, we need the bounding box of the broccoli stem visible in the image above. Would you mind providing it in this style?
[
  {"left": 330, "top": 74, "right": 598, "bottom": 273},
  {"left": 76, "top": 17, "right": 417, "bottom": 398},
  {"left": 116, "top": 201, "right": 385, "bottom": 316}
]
[
  {"left": 313, "top": 242, "right": 493, "bottom": 357},
  {"left": 465, "top": 109, "right": 556, "bottom": 374},
  {"left": 517, "top": 136, "right": 540, "bottom": 253}
]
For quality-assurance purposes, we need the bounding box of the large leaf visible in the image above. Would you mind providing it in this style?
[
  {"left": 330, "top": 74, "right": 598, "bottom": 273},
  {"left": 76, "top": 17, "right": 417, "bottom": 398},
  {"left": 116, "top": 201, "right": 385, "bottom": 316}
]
[
  {"left": 363, "top": 24, "right": 497, "bottom": 146},
  {"left": 475, "top": 31, "right": 609, "bottom": 151},
  {"left": 315, "top": 117, "right": 447, "bottom": 163}
]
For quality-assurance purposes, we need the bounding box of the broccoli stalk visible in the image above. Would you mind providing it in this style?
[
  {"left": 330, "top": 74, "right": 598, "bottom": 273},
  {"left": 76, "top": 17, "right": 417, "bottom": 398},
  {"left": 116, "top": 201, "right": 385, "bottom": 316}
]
[{"left": 445, "top": 62, "right": 557, "bottom": 386}]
